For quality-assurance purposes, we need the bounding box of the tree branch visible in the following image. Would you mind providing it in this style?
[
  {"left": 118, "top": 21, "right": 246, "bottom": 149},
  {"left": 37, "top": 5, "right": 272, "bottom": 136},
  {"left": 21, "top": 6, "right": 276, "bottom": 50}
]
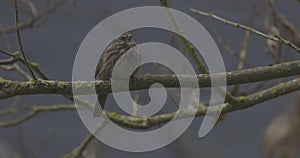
[
  {"left": 14, "top": 0, "right": 36, "bottom": 79},
  {"left": 1, "top": 76, "right": 300, "bottom": 129},
  {"left": 0, "top": 104, "right": 75, "bottom": 128},
  {"left": 191, "top": 8, "right": 300, "bottom": 53},
  {"left": 1, "top": 0, "right": 66, "bottom": 34},
  {"left": 0, "top": 59, "right": 300, "bottom": 99},
  {"left": 106, "top": 77, "right": 300, "bottom": 129}
]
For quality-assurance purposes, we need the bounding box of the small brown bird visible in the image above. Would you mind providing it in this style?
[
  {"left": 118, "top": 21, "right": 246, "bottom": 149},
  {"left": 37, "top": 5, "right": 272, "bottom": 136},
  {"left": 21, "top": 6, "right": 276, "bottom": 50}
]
[{"left": 93, "top": 32, "right": 141, "bottom": 117}]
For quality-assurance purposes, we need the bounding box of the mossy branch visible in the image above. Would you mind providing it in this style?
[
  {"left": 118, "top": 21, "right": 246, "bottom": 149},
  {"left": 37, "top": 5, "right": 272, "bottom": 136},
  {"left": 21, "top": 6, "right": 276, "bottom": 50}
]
[{"left": 1, "top": 59, "right": 300, "bottom": 99}]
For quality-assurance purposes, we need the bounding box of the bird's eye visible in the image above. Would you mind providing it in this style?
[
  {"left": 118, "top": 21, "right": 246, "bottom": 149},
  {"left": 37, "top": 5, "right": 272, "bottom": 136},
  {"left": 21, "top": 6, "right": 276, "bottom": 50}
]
[
  {"left": 120, "top": 33, "right": 132, "bottom": 42},
  {"left": 120, "top": 35, "right": 127, "bottom": 41}
]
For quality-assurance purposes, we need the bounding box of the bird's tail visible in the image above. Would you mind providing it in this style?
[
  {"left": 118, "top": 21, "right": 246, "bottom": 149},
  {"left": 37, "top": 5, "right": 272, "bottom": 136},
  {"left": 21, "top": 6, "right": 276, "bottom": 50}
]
[{"left": 93, "top": 94, "right": 107, "bottom": 117}]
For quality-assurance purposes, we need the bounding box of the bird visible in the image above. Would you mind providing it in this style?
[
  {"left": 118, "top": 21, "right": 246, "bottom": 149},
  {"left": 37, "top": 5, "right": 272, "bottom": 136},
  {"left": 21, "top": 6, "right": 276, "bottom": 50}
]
[{"left": 93, "top": 32, "right": 141, "bottom": 117}]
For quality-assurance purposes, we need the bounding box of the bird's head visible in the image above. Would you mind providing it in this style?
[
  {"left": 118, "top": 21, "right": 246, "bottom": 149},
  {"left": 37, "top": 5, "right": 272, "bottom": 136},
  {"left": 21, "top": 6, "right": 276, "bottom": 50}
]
[{"left": 119, "top": 32, "right": 135, "bottom": 46}]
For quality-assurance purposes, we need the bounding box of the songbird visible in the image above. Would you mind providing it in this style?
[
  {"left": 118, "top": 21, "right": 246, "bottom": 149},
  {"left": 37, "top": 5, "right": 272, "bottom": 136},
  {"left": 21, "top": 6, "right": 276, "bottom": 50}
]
[{"left": 93, "top": 32, "right": 141, "bottom": 117}]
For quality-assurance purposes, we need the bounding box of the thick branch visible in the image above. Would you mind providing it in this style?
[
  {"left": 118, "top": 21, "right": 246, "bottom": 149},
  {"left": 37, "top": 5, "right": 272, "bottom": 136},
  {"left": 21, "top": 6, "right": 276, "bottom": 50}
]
[
  {"left": 0, "top": 60, "right": 300, "bottom": 99},
  {"left": 1, "top": 77, "right": 300, "bottom": 129},
  {"left": 107, "top": 77, "right": 300, "bottom": 129}
]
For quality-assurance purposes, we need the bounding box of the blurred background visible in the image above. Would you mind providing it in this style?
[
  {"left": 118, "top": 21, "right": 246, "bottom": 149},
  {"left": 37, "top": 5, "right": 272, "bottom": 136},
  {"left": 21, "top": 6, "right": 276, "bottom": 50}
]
[{"left": 0, "top": 0, "right": 300, "bottom": 157}]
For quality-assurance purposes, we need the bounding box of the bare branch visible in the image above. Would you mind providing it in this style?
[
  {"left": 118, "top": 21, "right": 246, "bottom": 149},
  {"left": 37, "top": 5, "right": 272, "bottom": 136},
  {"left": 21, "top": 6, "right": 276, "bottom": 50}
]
[
  {"left": 14, "top": 0, "right": 36, "bottom": 79},
  {"left": 0, "top": 59, "right": 300, "bottom": 98},
  {"left": 190, "top": 8, "right": 300, "bottom": 53},
  {"left": 1, "top": 0, "right": 66, "bottom": 34},
  {"left": 61, "top": 120, "right": 107, "bottom": 158},
  {"left": 0, "top": 104, "right": 75, "bottom": 128},
  {"left": 0, "top": 57, "right": 19, "bottom": 65},
  {"left": 106, "top": 77, "right": 300, "bottom": 129},
  {"left": 34, "top": 130, "right": 53, "bottom": 158}
]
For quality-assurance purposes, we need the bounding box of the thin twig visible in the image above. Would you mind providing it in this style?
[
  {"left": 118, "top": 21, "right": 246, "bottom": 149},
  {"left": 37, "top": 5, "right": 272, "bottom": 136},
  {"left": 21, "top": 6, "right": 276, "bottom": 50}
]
[
  {"left": 0, "top": 48, "right": 16, "bottom": 57},
  {"left": 14, "top": 64, "right": 32, "bottom": 79},
  {"left": 0, "top": 64, "right": 32, "bottom": 79},
  {"left": 61, "top": 120, "right": 108, "bottom": 158},
  {"left": 0, "top": 110, "right": 38, "bottom": 127},
  {"left": 158, "top": 0, "right": 238, "bottom": 104},
  {"left": 34, "top": 129, "right": 53, "bottom": 158},
  {"left": 1, "top": 0, "right": 66, "bottom": 34},
  {"left": 158, "top": 0, "right": 208, "bottom": 74},
  {"left": 0, "top": 96, "right": 21, "bottom": 116},
  {"left": 0, "top": 104, "right": 75, "bottom": 128},
  {"left": 0, "top": 65, "right": 16, "bottom": 70},
  {"left": 212, "top": 27, "right": 253, "bottom": 68},
  {"left": 0, "top": 23, "right": 32, "bottom": 79},
  {"left": 0, "top": 25, "right": 15, "bottom": 57},
  {"left": 231, "top": 30, "right": 251, "bottom": 94},
  {"left": 14, "top": 0, "right": 36, "bottom": 79},
  {"left": 0, "top": 57, "right": 19, "bottom": 65},
  {"left": 237, "top": 31, "right": 251, "bottom": 70},
  {"left": 190, "top": 8, "right": 300, "bottom": 53},
  {"left": 3, "top": 0, "right": 36, "bottom": 16},
  {"left": 22, "top": 0, "right": 38, "bottom": 16}
]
